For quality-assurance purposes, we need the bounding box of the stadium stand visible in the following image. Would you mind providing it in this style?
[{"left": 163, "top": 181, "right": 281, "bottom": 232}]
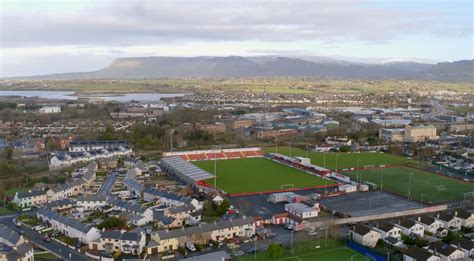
[{"left": 163, "top": 147, "right": 263, "bottom": 162}]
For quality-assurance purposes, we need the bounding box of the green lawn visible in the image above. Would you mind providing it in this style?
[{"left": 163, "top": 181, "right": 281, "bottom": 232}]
[
  {"left": 0, "top": 207, "right": 13, "bottom": 215},
  {"left": 264, "top": 147, "right": 416, "bottom": 170},
  {"left": 284, "top": 247, "right": 369, "bottom": 261},
  {"left": 34, "top": 252, "right": 59, "bottom": 260},
  {"left": 342, "top": 166, "right": 474, "bottom": 203},
  {"left": 194, "top": 157, "right": 335, "bottom": 194},
  {"left": 4, "top": 187, "right": 33, "bottom": 197}
]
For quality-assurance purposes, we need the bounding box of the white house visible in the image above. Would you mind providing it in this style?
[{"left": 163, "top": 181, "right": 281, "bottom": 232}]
[
  {"left": 0, "top": 225, "right": 35, "bottom": 261},
  {"left": 416, "top": 216, "right": 445, "bottom": 235},
  {"left": 373, "top": 222, "right": 402, "bottom": 239},
  {"left": 39, "top": 106, "right": 61, "bottom": 114},
  {"left": 284, "top": 203, "right": 319, "bottom": 220},
  {"left": 457, "top": 209, "right": 474, "bottom": 228},
  {"left": 12, "top": 189, "right": 47, "bottom": 208},
  {"left": 350, "top": 224, "right": 380, "bottom": 248},
  {"left": 435, "top": 212, "right": 462, "bottom": 231},
  {"left": 403, "top": 247, "right": 440, "bottom": 261},
  {"left": 37, "top": 208, "right": 101, "bottom": 243},
  {"left": 76, "top": 195, "right": 107, "bottom": 212},
  {"left": 396, "top": 218, "right": 424, "bottom": 237},
  {"left": 451, "top": 238, "right": 474, "bottom": 260},
  {"left": 428, "top": 241, "right": 464, "bottom": 261},
  {"left": 90, "top": 230, "right": 146, "bottom": 256}
]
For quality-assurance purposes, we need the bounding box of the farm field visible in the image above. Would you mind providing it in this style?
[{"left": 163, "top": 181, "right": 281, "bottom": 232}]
[
  {"left": 264, "top": 147, "right": 416, "bottom": 170},
  {"left": 194, "top": 157, "right": 335, "bottom": 194},
  {"left": 342, "top": 166, "right": 474, "bottom": 203}
]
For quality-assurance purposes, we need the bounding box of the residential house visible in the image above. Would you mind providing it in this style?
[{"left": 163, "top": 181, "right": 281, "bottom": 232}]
[
  {"left": 457, "top": 209, "right": 474, "bottom": 228},
  {"left": 396, "top": 218, "right": 425, "bottom": 237},
  {"left": 148, "top": 216, "right": 255, "bottom": 253},
  {"left": 12, "top": 189, "right": 47, "bottom": 208},
  {"left": 435, "top": 212, "right": 462, "bottom": 231},
  {"left": 373, "top": 222, "right": 402, "bottom": 239},
  {"left": 0, "top": 225, "right": 34, "bottom": 261},
  {"left": 428, "top": 241, "right": 464, "bottom": 261},
  {"left": 142, "top": 187, "right": 201, "bottom": 210},
  {"left": 451, "top": 238, "right": 474, "bottom": 260},
  {"left": 37, "top": 208, "right": 101, "bottom": 243},
  {"left": 350, "top": 224, "right": 381, "bottom": 248},
  {"left": 44, "top": 199, "right": 74, "bottom": 214},
  {"left": 403, "top": 247, "right": 440, "bottom": 261},
  {"left": 89, "top": 230, "right": 146, "bottom": 256},
  {"left": 416, "top": 216, "right": 445, "bottom": 236},
  {"left": 76, "top": 195, "right": 107, "bottom": 212}
]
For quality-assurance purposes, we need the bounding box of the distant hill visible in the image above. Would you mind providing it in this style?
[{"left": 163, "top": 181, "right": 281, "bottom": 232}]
[{"left": 9, "top": 56, "right": 474, "bottom": 81}]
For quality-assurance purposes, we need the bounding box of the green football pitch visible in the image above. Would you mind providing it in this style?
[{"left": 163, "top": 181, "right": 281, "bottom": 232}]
[
  {"left": 194, "top": 157, "right": 335, "bottom": 194},
  {"left": 284, "top": 247, "right": 370, "bottom": 261},
  {"left": 342, "top": 166, "right": 474, "bottom": 203},
  {"left": 264, "top": 146, "right": 416, "bottom": 170}
]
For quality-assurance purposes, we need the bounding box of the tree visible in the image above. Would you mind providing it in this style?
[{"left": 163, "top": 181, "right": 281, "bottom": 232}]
[
  {"left": 5, "top": 147, "right": 13, "bottom": 160},
  {"left": 216, "top": 199, "right": 230, "bottom": 216},
  {"left": 266, "top": 243, "right": 284, "bottom": 258},
  {"left": 100, "top": 125, "right": 117, "bottom": 140}
]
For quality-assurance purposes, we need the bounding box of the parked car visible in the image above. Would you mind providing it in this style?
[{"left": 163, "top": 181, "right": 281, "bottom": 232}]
[
  {"left": 33, "top": 225, "right": 45, "bottom": 231},
  {"left": 43, "top": 236, "right": 51, "bottom": 242},
  {"left": 185, "top": 242, "right": 196, "bottom": 252},
  {"left": 15, "top": 221, "right": 22, "bottom": 227}
]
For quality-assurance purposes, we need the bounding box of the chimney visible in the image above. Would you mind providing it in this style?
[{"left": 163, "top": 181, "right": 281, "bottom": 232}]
[{"left": 417, "top": 216, "right": 421, "bottom": 222}]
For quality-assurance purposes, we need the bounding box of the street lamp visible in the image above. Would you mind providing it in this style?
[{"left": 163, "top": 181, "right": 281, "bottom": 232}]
[
  {"left": 357, "top": 159, "right": 361, "bottom": 183},
  {"left": 380, "top": 168, "right": 384, "bottom": 191}
]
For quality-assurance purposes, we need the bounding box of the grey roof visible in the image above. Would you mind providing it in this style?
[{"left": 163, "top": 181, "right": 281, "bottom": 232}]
[
  {"left": 167, "top": 204, "right": 195, "bottom": 215},
  {"left": 437, "top": 212, "right": 457, "bottom": 222},
  {"left": 417, "top": 216, "right": 436, "bottom": 226},
  {"left": 0, "top": 225, "right": 21, "bottom": 246},
  {"left": 106, "top": 197, "right": 148, "bottom": 214},
  {"left": 452, "top": 237, "right": 474, "bottom": 250},
  {"left": 398, "top": 218, "right": 417, "bottom": 229},
  {"left": 429, "top": 241, "right": 459, "bottom": 257},
  {"left": 405, "top": 247, "right": 436, "bottom": 260},
  {"left": 457, "top": 209, "right": 473, "bottom": 219},
  {"left": 37, "top": 207, "right": 94, "bottom": 234},
  {"left": 377, "top": 222, "right": 395, "bottom": 232},
  {"left": 16, "top": 189, "right": 45, "bottom": 199},
  {"left": 352, "top": 224, "right": 372, "bottom": 236},
  {"left": 77, "top": 195, "right": 107, "bottom": 202},
  {"left": 156, "top": 216, "right": 254, "bottom": 240},
  {"left": 161, "top": 156, "right": 215, "bottom": 183},
  {"left": 143, "top": 186, "right": 193, "bottom": 203},
  {"left": 44, "top": 198, "right": 73, "bottom": 209},
  {"left": 123, "top": 178, "right": 145, "bottom": 192},
  {"left": 153, "top": 211, "right": 176, "bottom": 225}
]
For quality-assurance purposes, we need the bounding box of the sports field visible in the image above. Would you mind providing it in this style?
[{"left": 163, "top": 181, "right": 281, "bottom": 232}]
[
  {"left": 342, "top": 166, "right": 474, "bottom": 203},
  {"left": 194, "top": 157, "right": 335, "bottom": 194},
  {"left": 264, "top": 147, "right": 415, "bottom": 170},
  {"left": 284, "top": 247, "right": 369, "bottom": 261}
]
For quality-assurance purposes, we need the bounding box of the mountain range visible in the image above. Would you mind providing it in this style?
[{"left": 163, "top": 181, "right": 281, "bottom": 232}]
[{"left": 10, "top": 56, "right": 474, "bottom": 81}]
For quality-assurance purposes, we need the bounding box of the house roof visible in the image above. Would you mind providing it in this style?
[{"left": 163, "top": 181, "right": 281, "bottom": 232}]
[
  {"left": 417, "top": 216, "right": 437, "bottom": 226},
  {"left": 352, "top": 224, "right": 372, "bottom": 236},
  {"left": 405, "top": 247, "right": 436, "bottom": 260},
  {"left": 452, "top": 237, "right": 474, "bottom": 250},
  {"left": 156, "top": 216, "right": 254, "bottom": 240},
  {"left": 398, "top": 218, "right": 417, "bottom": 229},
  {"left": 437, "top": 212, "right": 457, "bottom": 222},
  {"left": 429, "top": 241, "right": 459, "bottom": 257},
  {"left": 16, "top": 189, "right": 45, "bottom": 199},
  {"left": 0, "top": 225, "right": 21, "bottom": 246},
  {"left": 37, "top": 207, "right": 95, "bottom": 234},
  {"left": 457, "top": 209, "right": 473, "bottom": 219},
  {"left": 101, "top": 230, "right": 142, "bottom": 242},
  {"left": 377, "top": 222, "right": 396, "bottom": 232}
]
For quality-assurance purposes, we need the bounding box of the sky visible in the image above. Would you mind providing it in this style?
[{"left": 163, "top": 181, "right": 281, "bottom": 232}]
[{"left": 1, "top": 0, "right": 473, "bottom": 77}]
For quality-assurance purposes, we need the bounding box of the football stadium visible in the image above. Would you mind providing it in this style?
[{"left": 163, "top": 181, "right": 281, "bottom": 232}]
[{"left": 162, "top": 147, "right": 336, "bottom": 195}]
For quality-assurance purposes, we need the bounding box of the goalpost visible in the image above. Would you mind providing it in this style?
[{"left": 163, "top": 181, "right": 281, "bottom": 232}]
[
  {"left": 281, "top": 184, "right": 295, "bottom": 190},
  {"left": 363, "top": 165, "right": 375, "bottom": 169}
]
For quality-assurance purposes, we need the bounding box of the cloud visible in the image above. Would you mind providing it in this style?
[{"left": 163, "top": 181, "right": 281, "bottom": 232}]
[{"left": 1, "top": 0, "right": 470, "bottom": 48}]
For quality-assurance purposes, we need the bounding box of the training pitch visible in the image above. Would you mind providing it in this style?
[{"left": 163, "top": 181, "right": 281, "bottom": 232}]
[
  {"left": 194, "top": 157, "right": 335, "bottom": 194},
  {"left": 264, "top": 147, "right": 416, "bottom": 170},
  {"left": 284, "top": 247, "right": 370, "bottom": 261},
  {"left": 342, "top": 166, "right": 474, "bottom": 203}
]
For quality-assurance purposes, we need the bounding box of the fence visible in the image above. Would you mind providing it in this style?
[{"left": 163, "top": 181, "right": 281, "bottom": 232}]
[{"left": 347, "top": 240, "right": 386, "bottom": 261}]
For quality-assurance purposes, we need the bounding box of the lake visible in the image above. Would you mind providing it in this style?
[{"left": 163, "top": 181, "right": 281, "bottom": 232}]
[{"left": 0, "top": 90, "right": 188, "bottom": 102}]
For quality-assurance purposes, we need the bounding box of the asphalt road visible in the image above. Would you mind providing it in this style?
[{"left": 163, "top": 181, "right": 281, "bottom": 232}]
[
  {"left": 98, "top": 172, "right": 118, "bottom": 195},
  {"left": 0, "top": 213, "right": 88, "bottom": 261}
]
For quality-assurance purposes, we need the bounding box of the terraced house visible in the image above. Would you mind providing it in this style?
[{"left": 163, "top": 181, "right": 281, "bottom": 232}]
[
  {"left": 89, "top": 230, "right": 146, "bottom": 256},
  {"left": 13, "top": 189, "right": 47, "bottom": 208},
  {"left": 147, "top": 216, "right": 255, "bottom": 254}
]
